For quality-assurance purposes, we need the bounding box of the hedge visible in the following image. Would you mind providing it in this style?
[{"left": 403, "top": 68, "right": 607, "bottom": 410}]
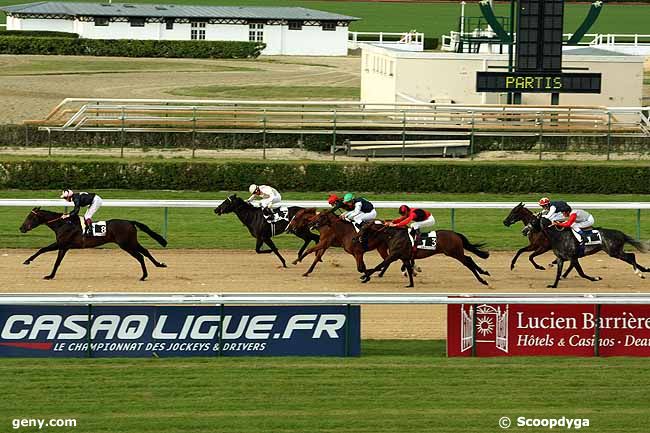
[
  {"left": 0, "top": 30, "right": 79, "bottom": 38},
  {"left": 0, "top": 36, "right": 265, "bottom": 58},
  {"left": 2, "top": 158, "right": 650, "bottom": 194}
]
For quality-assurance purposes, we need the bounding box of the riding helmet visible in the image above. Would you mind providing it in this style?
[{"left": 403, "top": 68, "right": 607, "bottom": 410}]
[
  {"left": 248, "top": 184, "right": 258, "bottom": 194},
  {"left": 60, "top": 189, "right": 73, "bottom": 199},
  {"left": 327, "top": 194, "right": 340, "bottom": 205},
  {"left": 538, "top": 197, "right": 550, "bottom": 206},
  {"left": 343, "top": 193, "right": 354, "bottom": 202},
  {"left": 399, "top": 205, "right": 410, "bottom": 215}
]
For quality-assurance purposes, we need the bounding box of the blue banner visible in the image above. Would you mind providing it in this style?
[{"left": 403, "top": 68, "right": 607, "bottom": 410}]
[{"left": 0, "top": 305, "right": 360, "bottom": 357}]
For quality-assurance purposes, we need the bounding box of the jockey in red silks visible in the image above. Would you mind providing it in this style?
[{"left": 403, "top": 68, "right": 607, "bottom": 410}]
[
  {"left": 553, "top": 209, "right": 595, "bottom": 244},
  {"left": 389, "top": 205, "right": 436, "bottom": 244}
]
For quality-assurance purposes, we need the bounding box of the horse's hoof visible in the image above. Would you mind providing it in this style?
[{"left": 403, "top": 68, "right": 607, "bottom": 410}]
[
  {"left": 291, "top": 260, "right": 299, "bottom": 266},
  {"left": 405, "top": 285, "right": 414, "bottom": 288},
  {"left": 480, "top": 280, "right": 489, "bottom": 286},
  {"left": 23, "top": 260, "right": 30, "bottom": 265},
  {"left": 158, "top": 263, "right": 167, "bottom": 268},
  {"left": 510, "top": 264, "right": 515, "bottom": 271},
  {"left": 547, "top": 284, "right": 557, "bottom": 288},
  {"left": 484, "top": 271, "right": 491, "bottom": 277},
  {"left": 595, "top": 276, "right": 602, "bottom": 281},
  {"left": 302, "top": 273, "right": 310, "bottom": 277},
  {"left": 43, "top": 275, "right": 54, "bottom": 280},
  {"left": 140, "top": 277, "right": 147, "bottom": 281},
  {"left": 535, "top": 266, "right": 546, "bottom": 271},
  {"left": 360, "top": 276, "right": 370, "bottom": 284}
]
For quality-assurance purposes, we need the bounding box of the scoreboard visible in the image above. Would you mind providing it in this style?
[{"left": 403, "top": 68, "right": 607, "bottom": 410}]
[{"left": 476, "top": 72, "right": 602, "bottom": 93}]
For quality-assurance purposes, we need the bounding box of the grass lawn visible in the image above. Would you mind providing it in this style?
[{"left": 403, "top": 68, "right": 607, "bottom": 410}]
[
  {"left": 0, "top": 57, "right": 257, "bottom": 76},
  {"left": 1, "top": 1, "right": 650, "bottom": 39},
  {"left": 0, "top": 340, "right": 649, "bottom": 433},
  {"left": 2, "top": 189, "right": 650, "bottom": 250},
  {"left": 168, "top": 84, "right": 360, "bottom": 99}
]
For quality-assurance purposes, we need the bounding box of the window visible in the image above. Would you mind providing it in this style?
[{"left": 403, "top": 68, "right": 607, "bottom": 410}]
[
  {"left": 191, "top": 21, "right": 206, "bottom": 40},
  {"left": 165, "top": 19, "right": 174, "bottom": 30},
  {"left": 288, "top": 20, "right": 302, "bottom": 31},
  {"left": 129, "top": 17, "right": 145, "bottom": 27},
  {"left": 322, "top": 21, "right": 336, "bottom": 31},
  {"left": 94, "top": 17, "right": 109, "bottom": 27},
  {"left": 248, "top": 23, "right": 264, "bottom": 42}
]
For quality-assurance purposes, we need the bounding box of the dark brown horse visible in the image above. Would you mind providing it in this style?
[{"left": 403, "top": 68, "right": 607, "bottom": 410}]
[
  {"left": 287, "top": 209, "right": 389, "bottom": 278},
  {"left": 357, "top": 222, "right": 490, "bottom": 287},
  {"left": 20, "top": 208, "right": 167, "bottom": 280},
  {"left": 502, "top": 202, "right": 552, "bottom": 271}
]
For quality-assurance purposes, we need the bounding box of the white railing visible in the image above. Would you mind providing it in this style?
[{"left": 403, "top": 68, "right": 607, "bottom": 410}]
[
  {"left": 1, "top": 292, "right": 650, "bottom": 305},
  {"left": 589, "top": 33, "right": 650, "bottom": 47},
  {"left": 349, "top": 31, "right": 424, "bottom": 52},
  {"left": 3, "top": 199, "right": 650, "bottom": 210}
]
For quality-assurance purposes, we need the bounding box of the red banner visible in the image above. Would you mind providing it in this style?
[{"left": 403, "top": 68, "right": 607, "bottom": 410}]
[{"left": 447, "top": 304, "right": 650, "bottom": 357}]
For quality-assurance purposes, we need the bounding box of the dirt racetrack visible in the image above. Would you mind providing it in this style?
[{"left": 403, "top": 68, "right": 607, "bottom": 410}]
[{"left": 2, "top": 249, "right": 649, "bottom": 339}]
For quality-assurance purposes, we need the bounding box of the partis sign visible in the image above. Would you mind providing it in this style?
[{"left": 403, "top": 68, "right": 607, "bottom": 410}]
[{"left": 448, "top": 304, "right": 650, "bottom": 357}]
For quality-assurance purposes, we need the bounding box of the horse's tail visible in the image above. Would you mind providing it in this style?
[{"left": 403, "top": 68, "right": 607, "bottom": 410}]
[
  {"left": 130, "top": 221, "right": 168, "bottom": 247},
  {"left": 457, "top": 232, "right": 490, "bottom": 259},
  {"left": 623, "top": 233, "right": 650, "bottom": 253}
]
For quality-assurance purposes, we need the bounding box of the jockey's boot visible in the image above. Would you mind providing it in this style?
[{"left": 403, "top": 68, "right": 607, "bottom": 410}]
[
  {"left": 262, "top": 207, "right": 273, "bottom": 222},
  {"left": 84, "top": 219, "right": 93, "bottom": 237},
  {"left": 411, "top": 228, "right": 421, "bottom": 254},
  {"left": 360, "top": 231, "right": 369, "bottom": 251}
]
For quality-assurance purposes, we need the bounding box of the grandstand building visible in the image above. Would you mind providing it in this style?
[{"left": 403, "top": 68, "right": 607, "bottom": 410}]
[{"left": 1, "top": 2, "right": 358, "bottom": 55}]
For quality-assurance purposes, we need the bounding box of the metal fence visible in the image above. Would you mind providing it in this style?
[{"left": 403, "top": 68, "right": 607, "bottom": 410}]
[
  {"left": 2, "top": 199, "right": 649, "bottom": 240},
  {"left": 27, "top": 98, "right": 650, "bottom": 160}
]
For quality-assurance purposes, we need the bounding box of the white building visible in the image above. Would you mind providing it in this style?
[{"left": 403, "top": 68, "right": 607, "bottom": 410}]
[
  {"left": 361, "top": 44, "right": 644, "bottom": 107},
  {"left": 1, "top": 2, "right": 359, "bottom": 56}
]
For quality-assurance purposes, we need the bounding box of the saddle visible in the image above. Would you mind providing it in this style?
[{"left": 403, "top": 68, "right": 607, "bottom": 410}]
[
  {"left": 407, "top": 229, "right": 437, "bottom": 250},
  {"left": 263, "top": 206, "right": 289, "bottom": 224}
]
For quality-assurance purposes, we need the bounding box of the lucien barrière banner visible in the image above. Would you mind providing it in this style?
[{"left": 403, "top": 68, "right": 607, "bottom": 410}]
[{"left": 447, "top": 304, "right": 650, "bottom": 357}]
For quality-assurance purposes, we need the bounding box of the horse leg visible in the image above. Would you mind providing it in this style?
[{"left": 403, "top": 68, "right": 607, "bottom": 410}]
[
  {"left": 264, "top": 238, "right": 287, "bottom": 268},
  {"left": 24, "top": 242, "right": 58, "bottom": 265},
  {"left": 561, "top": 262, "right": 574, "bottom": 279},
  {"left": 510, "top": 244, "right": 534, "bottom": 271},
  {"left": 455, "top": 255, "right": 489, "bottom": 286},
  {"left": 43, "top": 248, "right": 69, "bottom": 280},
  {"left": 466, "top": 256, "right": 490, "bottom": 276},
  {"left": 137, "top": 244, "right": 167, "bottom": 268},
  {"left": 528, "top": 247, "right": 550, "bottom": 271},
  {"left": 294, "top": 231, "right": 319, "bottom": 264},
  {"left": 293, "top": 237, "right": 331, "bottom": 265},
  {"left": 403, "top": 259, "right": 415, "bottom": 288},
  {"left": 570, "top": 258, "right": 601, "bottom": 282},
  {"left": 548, "top": 258, "right": 564, "bottom": 288},
  {"left": 361, "top": 253, "right": 401, "bottom": 283},
  {"left": 303, "top": 248, "right": 327, "bottom": 277},
  {"left": 255, "top": 237, "right": 273, "bottom": 254},
  {"left": 614, "top": 252, "right": 648, "bottom": 279},
  {"left": 119, "top": 245, "right": 148, "bottom": 281}
]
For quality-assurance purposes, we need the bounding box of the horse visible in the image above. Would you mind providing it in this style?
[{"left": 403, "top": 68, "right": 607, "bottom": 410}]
[
  {"left": 20, "top": 207, "right": 168, "bottom": 281},
  {"left": 287, "top": 209, "right": 389, "bottom": 278},
  {"left": 357, "top": 222, "right": 490, "bottom": 287},
  {"left": 502, "top": 202, "right": 553, "bottom": 271},
  {"left": 214, "top": 194, "right": 319, "bottom": 268},
  {"left": 538, "top": 216, "right": 650, "bottom": 288}
]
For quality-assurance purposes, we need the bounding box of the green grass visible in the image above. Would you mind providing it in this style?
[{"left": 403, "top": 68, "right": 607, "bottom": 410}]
[
  {"left": 168, "top": 84, "right": 360, "bottom": 99},
  {"left": 0, "top": 57, "right": 256, "bottom": 76},
  {"left": 1, "top": 1, "right": 650, "bottom": 39},
  {"left": 1, "top": 340, "right": 649, "bottom": 433},
  {"left": 3, "top": 189, "right": 650, "bottom": 251}
]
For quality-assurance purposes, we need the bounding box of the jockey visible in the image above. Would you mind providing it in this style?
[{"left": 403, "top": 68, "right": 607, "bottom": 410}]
[
  {"left": 539, "top": 197, "right": 571, "bottom": 223},
  {"left": 247, "top": 184, "right": 281, "bottom": 213},
  {"left": 327, "top": 193, "right": 352, "bottom": 214},
  {"left": 340, "top": 193, "right": 377, "bottom": 228},
  {"left": 389, "top": 205, "right": 435, "bottom": 240},
  {"left": 60, "top": 189, "right": 103, "bottom": 237},
  {"left": 553, "top": 209, "right": 595, "bottom": 244}
]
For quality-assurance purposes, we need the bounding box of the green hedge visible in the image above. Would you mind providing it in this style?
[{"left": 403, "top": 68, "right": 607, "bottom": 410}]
[
  {"left": 0, "top": 30, "right": 79, "bottom": 38},
  {"left": 2, "top": 158, "right": 650, "bottom": 194},
  {"left": 0, "top": 36, "right": 265, "bottom": 58}
]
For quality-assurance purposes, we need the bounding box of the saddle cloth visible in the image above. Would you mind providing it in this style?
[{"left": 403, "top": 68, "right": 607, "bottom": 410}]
[
  {"left": 80, "top": 217, "right": 107, "bottom": 237},
  {"left": 264, "top": 206, "right": 289, "bottom": 223},
  {"left": 408, "top": 230, "right": 437, "bottom": 250},
  {"left": 583, "top": 229, "right": 602, "bottom": 246}
]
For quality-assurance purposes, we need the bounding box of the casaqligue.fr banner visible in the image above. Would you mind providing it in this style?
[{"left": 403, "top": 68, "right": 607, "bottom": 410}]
[
  {"left": 448, "top": 304, "right": 650, "bottom": 357},
  {"left": 0, "top": 305, "right": 360, "bottom": 357}
]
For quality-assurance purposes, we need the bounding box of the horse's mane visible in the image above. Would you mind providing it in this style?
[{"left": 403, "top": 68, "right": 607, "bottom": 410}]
[{"left": 33, "top": 207, "right": 62, "bottom": 217}]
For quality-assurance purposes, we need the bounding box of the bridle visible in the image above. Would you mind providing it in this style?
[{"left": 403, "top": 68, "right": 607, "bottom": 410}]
[{"left": 31, "top": 209, "right": 63, "bottom": 225}]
